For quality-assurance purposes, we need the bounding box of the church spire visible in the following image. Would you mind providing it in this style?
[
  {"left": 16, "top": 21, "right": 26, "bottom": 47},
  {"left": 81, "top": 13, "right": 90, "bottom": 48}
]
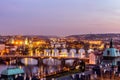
[{"left": 110, "top": 39, "right": 113, "bottom": 48}]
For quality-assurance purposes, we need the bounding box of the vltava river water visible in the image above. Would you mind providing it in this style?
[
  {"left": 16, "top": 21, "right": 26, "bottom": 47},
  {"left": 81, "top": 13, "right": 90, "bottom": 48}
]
[{"left": 0, "top": 49, "right": 84, "bottom": 77}]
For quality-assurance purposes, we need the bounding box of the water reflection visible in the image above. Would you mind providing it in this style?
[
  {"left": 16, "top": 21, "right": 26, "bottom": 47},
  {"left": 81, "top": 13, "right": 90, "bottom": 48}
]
[
  {"left": 43, "top": 58, "right": 61, "bottom": 66},
  {"left": 0, "top": 49, "right": 83, "bottom": 78},
  {"left": 21, "top": 58, "right": 38, "bottom": 65}
]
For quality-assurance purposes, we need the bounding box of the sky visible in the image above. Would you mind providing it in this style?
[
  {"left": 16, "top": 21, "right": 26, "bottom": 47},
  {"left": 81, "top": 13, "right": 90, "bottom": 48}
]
[{"left": 0, "top": 0, "right": 120, "bottom": 36}]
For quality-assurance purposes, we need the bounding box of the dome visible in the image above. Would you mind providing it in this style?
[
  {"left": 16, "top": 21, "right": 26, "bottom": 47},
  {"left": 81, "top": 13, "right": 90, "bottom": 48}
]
[{"left": 103, "top": 48, "right": 120, "bottom": 57}]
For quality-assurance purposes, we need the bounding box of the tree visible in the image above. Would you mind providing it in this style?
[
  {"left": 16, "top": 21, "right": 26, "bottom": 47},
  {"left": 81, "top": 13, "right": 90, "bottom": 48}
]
[{"left": 79, "top": 60, "right": 85, "bottom": 72}]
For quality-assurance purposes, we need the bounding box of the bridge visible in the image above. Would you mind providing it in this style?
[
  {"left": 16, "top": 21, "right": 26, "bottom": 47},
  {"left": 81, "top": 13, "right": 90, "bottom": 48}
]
[
  {"left": 0, "top": 55, "right": 89, "bottom": 65},
  {"left": 0, "top": 55, "right": 89, "bottom": 60}
]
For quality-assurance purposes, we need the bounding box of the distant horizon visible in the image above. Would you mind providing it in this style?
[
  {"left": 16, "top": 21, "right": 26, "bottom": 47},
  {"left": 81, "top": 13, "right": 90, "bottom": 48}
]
[
  {"left": 1, "top": 0, "right": 120, "bottom": 36},
  {"left": 0, "top": 32, "right": 120, "bottom": 37}
]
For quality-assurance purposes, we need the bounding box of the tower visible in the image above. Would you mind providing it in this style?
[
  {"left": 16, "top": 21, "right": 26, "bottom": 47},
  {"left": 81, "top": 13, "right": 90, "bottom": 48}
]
[{"left": 110, "top": 39, "right": 113, "bottom": 48}]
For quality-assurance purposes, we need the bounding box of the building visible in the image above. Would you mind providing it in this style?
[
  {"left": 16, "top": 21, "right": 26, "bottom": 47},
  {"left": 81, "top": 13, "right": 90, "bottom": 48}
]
[
  {"left": 102, "top": 39, "right": 120, "bottom": 66},
  {"left": 89, "top": 50, "right": 102, "bottom": 65},
  {"left": 89, "top": 52, "right": 96, "bottom": 64},
  {"left": 0, "top": 41, "right": 5, "bottom": 51}
]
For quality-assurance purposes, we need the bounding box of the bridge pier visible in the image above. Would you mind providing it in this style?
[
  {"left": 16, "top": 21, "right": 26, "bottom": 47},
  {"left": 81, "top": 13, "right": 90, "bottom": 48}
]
[
  {"left": 15, "top": 57, "right": 21, "bottom": 66},
  {"left": 37, "top": 58, "right": 43, "bottom": 66},
  {"left": 76, "top": 48, "right": 79, "bottom": 54},
  {"left": 61, "top": 59, "right": 65, "bottom": 67},
  {"left": 67, "top": 48, "right": 71, "bottom": 54}
]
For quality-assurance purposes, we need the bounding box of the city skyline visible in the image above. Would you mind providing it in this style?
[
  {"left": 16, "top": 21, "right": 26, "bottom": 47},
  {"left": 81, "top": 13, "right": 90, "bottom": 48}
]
[{"left": 0, "top": 0, "right": 120, "bottom": 36}]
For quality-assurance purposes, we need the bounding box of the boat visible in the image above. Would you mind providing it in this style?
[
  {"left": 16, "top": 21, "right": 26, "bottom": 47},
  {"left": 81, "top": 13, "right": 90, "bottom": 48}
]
[{"left": 0, "top": 67, "right": 24, "bottom": 80}]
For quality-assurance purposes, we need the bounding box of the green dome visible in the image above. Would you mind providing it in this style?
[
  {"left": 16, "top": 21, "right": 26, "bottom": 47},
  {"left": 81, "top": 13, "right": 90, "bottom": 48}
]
[{"left": 103, "top": 48, "right": 120, "bottom": 57}]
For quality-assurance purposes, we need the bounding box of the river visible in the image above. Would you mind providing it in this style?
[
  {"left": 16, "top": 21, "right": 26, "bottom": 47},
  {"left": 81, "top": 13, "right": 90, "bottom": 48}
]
[{"left": 0, "top": 49, "right": 84, "bottom": 78}]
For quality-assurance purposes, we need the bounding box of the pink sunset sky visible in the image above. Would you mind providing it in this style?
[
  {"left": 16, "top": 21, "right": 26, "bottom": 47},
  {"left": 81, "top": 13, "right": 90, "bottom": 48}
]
[{"left": 0, "top": 0, "right": 120, "bottom": 36}]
